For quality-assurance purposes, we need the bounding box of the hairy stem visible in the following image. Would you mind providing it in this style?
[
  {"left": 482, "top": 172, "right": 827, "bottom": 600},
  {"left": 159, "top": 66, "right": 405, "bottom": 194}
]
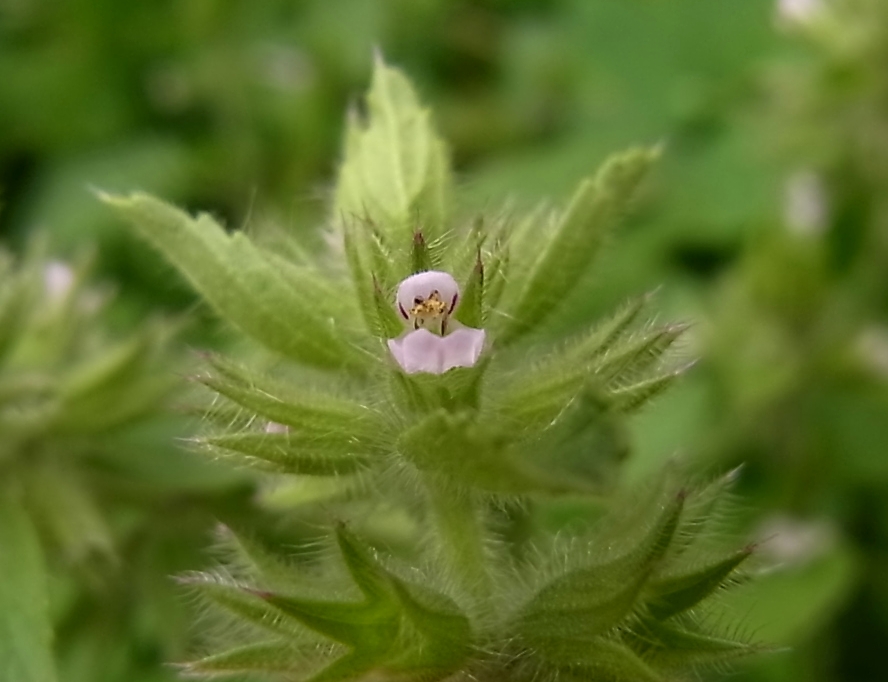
[{"left": 425, "top": 478, "right": 492, "bottom": 605}]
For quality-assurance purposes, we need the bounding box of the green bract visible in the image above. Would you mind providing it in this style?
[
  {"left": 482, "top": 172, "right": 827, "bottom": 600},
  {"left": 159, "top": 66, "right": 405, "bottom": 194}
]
[{"left": 105, "top": 59, "right": 763, "bottom": 681}]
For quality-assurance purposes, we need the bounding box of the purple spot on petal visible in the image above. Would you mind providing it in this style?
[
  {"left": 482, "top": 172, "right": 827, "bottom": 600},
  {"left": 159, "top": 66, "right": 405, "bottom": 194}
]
[{"left": 399, "top": 304, "right": 409, "bottom": 319}]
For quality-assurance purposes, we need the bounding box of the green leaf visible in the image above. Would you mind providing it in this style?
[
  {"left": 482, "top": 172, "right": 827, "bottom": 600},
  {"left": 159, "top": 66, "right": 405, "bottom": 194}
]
[
  {"left": 213, "top": 525, "right": 302, "bottom": 588},
  {"left": 255, "top": 526, "right": 471, "bottom": 681},
  {"left": 200, "top": 432, "right": 370, "bottom": 476},
  {"left": 411, "top": 230, "right": 435, "bottom": 273},
  {"left": 645, "top": 546, "right": 753, "bottom": 619},
  {"left": 0, "top": 253, "right": 36, "bottom": 364},
  {"left": 453, "top": 255, "right": 483, "bottom": 329},
  {"left": 385, "top": 578, "right": 472, "bottom": 676},
  {"left": 594, "top": 324, "right": 688, "bottom": 385},
  {"left": 498, "top": 147, "right": 659, "bottom": 345},
  {"left": 609, "top": 366, "right": 688, "bottom": 413},
  {"left": 261, "top": 594, "right": 399, "bottom": 649},
  {"left": 198, "top": 354, "right": 386, "bottom": 439},
  {"left": 180, "top": 573, "right": 307, "bottom": 639},
  {"left": 181, "top": 641, "right": 313, "bottom": 676},
  {"left": 531, "top": 387, "right": 630, "bottom": 487},
  {"left": 482, "top": 227, "right": 510, "bottom": 317},
  {"left": 559, "top": 638, "right": 665, "bottom": 682},
  {"left": 0, "top": 492, "right": 58, "bottom": 682},
  {"left": 372, "top": 277, "right": 405, "bottom": 339},
  {"left": 23, "top": 465, "right": 114, "bottom": 566},
  {"left": 398, "top": 409, "right": 572, "bottom": 494},
  {"left": 341, "top": 215, "right": 402, "bottom": 338},
  {"left": 630, "top": 620, "right": 759, "bottom": 670},
  {"left": 101, "top": 191, "right": 367, "bottom": 372},
  {"left": 515, "top": 488, "right": 684, "bottom": 661},
  {"left": 51, "top": 328, "right": 171, "bottom": 433},
  {"left": 334, "top": 525, "right": 393, "bottom": 600},
  {"left": 334, "top": 56, "right": 451, "bottom": 241},
  {"left": 493, "top": 294, "right": 658, "bottom": 429}
]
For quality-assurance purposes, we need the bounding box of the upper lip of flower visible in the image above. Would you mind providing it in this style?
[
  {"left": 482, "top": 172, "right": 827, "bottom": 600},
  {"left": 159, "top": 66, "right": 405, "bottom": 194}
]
[{"left": 396, "top": 271, "right": 460, "bottom": 334}]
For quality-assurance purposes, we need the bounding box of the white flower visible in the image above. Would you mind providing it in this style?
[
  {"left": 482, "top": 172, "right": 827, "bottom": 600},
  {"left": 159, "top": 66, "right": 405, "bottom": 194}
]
[
  {"left": 776, "top": 0, "right": 824, "bottom": 25},
  {"left": 784, "top": 170, "right": 828, "bottom": 236},
  {"left": 43, "top": 261, "right": 75, "bottom": 302},
  {"left": 264, "top": 421, "right": 289, "bottom": 434},
  {"left": 387, "top": 270, "right": 486, "bottom": 374}
]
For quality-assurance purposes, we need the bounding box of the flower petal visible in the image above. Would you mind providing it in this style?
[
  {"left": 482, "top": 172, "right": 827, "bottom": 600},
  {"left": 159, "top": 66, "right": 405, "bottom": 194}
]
[
  {"left": 396, "top": 270, "right": 459, "bottom": 321},
  {"left": 388, "top": 329, "right": 445, "bottom": 374},
  {"left": 387, "top": 327, "right": 486, "bottom": 374},
  {"left": 439, "top": 327, "right": 486, "bottom": 372}
]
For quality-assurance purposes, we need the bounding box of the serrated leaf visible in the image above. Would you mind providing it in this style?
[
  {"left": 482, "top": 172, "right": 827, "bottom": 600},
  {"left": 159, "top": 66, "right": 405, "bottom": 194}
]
[
  {"left": 199, "top": 354, "right": 386, "bottom": 438},
  {"left": 201, "top": 432, "right": 370, "bottom": 476},
  {"left": 102, "top": 192, "right": 367, "bottom": 372},
  {"left": 645, "top": 546, "right": 753, "bottom": 620},
  {"left": 335, "top": 56, "right": 451, "bottom": 241},
  {"left": 0, "top": 492, "right": 58, "bottom": 682},
  {"left": 499, "top": 147, "right": 659, "bottom": 345}
]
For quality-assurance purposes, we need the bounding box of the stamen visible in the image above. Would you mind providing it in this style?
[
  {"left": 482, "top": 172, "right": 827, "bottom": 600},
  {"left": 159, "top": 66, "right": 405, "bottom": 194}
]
[{"left": 409, "top": 290, "right": 448, "bottom": 327}]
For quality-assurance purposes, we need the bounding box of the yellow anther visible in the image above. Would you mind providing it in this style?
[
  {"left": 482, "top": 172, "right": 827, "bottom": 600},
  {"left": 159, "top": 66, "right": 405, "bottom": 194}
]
[{"left": 409, "top": 290, "right": 448, "bottom": 328}]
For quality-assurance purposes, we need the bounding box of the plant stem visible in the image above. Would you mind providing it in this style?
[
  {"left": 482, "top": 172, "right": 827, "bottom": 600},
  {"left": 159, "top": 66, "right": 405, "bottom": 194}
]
[{"left": 425, "top": 477, "right": 491, "bottom": 604}]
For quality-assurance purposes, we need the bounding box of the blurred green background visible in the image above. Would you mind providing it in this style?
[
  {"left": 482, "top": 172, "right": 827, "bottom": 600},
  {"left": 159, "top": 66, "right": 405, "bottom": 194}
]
[{"left": 1, "top": 0, "right": 886, "bottom": 680}]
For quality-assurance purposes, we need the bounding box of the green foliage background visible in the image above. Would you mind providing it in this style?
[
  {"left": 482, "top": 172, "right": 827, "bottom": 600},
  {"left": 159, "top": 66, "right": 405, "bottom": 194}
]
[{"left": 1, "top": 0, "right": 886, "bottom": 681}]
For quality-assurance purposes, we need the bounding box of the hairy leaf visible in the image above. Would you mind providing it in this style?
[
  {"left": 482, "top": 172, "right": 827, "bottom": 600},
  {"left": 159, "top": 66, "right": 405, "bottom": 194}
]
[
  {"left": 181, "top": 640, "right": 316, "bottom": 676},
  {"left": 335, "top": 56, "right": 451, "bottom": 242},
  {"left": 200, "top": 432, "right": 371, "bottom": 476},
  {"left": 499, "top": 147, "right": 659, "bottom": 345},
  {"left": 102, "top": 192, "right": 367, "bottom": 371},
  {"left": 398, "top": 409, "right": 573, "bottom": 494},
  {"left": 198, "top": 354, "right": 386, "bottom": 439},
  {"left": 516, "top": 490, "right": 685, "bottom": 659},
  {"left": 645, "top": 546, "right": 753, "bottom": 619}
]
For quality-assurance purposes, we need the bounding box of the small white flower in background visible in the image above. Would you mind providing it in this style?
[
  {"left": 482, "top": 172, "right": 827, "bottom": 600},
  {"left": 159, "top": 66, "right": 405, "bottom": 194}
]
[
  {"left": 387, "top": 270, "right": 485, "bottom": 374},
  {"left": 776, "top": 0, "right": 824, "bottom": 25},
  {"left": 784, "top": 170, "right": 828, "bottom": 237},
  {"left": 754, "top": 514, "right": 835, "bottom": 566},
  {"left": 264, "top": 421, "right": 289, "bottom": 434},
  {"left": 855, "top": 326, "right": 888, "bottom": 380},
  {"left": 43, "top": 261, "right": 75, "bottom": 302}
]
